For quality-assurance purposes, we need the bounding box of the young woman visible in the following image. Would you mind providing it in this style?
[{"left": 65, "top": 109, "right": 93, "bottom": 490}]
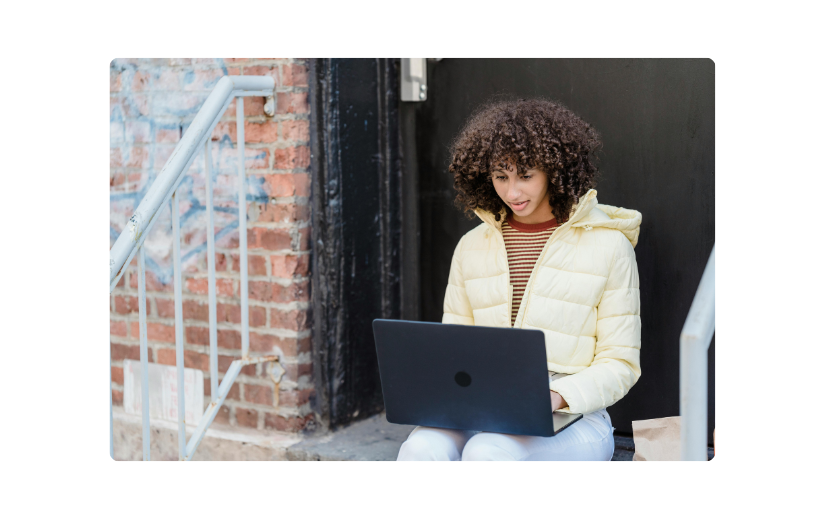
[{"left": 397, "top": 98, "right": 643, "bottom": 461}]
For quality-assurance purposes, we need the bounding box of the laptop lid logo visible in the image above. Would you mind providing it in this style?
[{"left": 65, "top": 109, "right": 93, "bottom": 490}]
[{"left": 454, "top": 371, "right": 472, "bottom": 387}]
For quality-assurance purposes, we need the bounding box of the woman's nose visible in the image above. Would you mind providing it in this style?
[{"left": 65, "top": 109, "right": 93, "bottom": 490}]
[{"left": 508, "top": 184, "right": 520, "bottom": 200}]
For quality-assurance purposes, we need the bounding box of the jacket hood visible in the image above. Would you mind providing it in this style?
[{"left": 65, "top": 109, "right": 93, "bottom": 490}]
[{"left": 474, "top": 189, "right": 643, "bottom": 248}]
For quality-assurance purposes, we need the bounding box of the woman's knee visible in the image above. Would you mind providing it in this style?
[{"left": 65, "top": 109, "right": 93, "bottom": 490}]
[
  {"left": 396, "top": 428, "right": 465, "bottom": 461},
  {"left": 461, "top": 434, "right": 519, "bottom": 461}
]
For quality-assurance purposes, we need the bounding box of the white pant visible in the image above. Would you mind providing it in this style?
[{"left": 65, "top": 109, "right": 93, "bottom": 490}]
[{"left": 396, "top": 409, "right": 615, "bottom": 461}]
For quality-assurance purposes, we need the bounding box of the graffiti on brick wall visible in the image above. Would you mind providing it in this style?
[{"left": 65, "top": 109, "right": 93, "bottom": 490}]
[{"left": 110, "top": 58, "right": 270, "bottom": 285}]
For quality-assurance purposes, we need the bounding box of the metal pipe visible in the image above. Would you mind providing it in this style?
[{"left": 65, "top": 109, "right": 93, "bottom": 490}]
[
  {"left": 109, "top": 97, "right": 234, "bottom": 293},
  {"left": 172, "top": 192, "right": 186, "bottom": 459},
  {"left": 680, "top": 245, "right": 715, "bottom": 461},
  {"left": 110, "top": 76, "right": 275, "bottom": 290},
  {"left": 138, "top": 247, "right": 150, "bottom": 461},
  {"left": 184, "top": 360, "right": 243, "bottom": 460},
  {"left": 109, "top": 324, "right": 115, "bottom": 459},
  {"left": 183, "top": 355, "right": 278, "bottom": 460},
  {"left": 205, "top": 140, "right": 218, "bottom": 400},
  {"left": 237, "top": 97, "right": 250, "bottom": 358}
]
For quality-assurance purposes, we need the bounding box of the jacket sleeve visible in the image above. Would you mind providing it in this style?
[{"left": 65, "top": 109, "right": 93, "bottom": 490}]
[
  {"left": 442, "top": 238, "right": 475, "bottom": 325},
  {"left": 551, "top": 234, "right": 642, "bottom": 414}
]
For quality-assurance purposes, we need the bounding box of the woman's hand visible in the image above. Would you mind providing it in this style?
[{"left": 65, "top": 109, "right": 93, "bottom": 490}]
[{"left": 550, "top": 390, "right": 568, "bottom": 412}]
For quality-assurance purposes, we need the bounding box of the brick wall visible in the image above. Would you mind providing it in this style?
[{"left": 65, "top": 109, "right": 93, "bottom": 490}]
[{"left": 109, "top": 58, "right": 315, "bottom": 433}]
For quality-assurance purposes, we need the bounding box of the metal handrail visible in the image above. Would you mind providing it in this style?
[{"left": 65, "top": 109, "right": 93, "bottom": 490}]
[
  {"left": 109, "top": 75, "right": 280, "bottom": 461},
  {"left": 110, "top": 75, "right": 273, "bottom": 290},
  {"left": 680, "top": 244, "right": 715, "bottom": 460}
]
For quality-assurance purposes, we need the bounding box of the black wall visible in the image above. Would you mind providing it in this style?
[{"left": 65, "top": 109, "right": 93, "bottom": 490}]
[
  {"left": 308, "top": 59, "right": 406, "bottom": 429},
  {"left": 406, "top": 59, "right": 715, "bottom": 440}
]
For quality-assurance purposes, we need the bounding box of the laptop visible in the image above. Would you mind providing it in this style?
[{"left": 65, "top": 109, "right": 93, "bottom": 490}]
[{"left": 372, "top": 319, "right": 583, "bottom": 437}]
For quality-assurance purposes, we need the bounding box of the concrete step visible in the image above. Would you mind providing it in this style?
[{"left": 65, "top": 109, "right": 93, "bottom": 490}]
[{"left": 113, "top": 408, "right": 713, "bottom": 461}]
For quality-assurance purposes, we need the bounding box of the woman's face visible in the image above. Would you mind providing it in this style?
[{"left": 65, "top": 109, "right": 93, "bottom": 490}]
[{"left": 491, "top": 164, "right": 554, "bottom": 224}]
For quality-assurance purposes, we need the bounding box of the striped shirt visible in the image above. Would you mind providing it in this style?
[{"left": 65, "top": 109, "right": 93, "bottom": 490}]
[{"left": 501, "top": 214, "right": 560, "bottom": 326}]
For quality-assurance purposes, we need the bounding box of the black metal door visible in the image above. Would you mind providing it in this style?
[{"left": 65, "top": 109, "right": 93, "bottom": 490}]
[{"left": 403, "top": 59, "right": 715, "bottom": 441}]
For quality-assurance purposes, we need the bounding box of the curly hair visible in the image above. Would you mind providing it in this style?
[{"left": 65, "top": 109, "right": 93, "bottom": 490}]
[{"left": 449, "top": 97, "right": 602, "bottom": 223}]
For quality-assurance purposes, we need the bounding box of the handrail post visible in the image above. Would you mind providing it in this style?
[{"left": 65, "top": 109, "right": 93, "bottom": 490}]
[
  {"left": 237, "top": 97, "right": 250, "bottom": 359},
  {"left": 109, "top": 324, "right": 115, "bottom": 459},
  {"left": 172, "top": 192, "right": 186, "bottom": 459},
  {"left": 680, "top": 245, "right": 715, "bottom": 460},
  {"left": 138, "top": 247, "right": 150, "bottom": 461},
  {"left": 205, "top": 140, "right": 219, "bottom": 400}
]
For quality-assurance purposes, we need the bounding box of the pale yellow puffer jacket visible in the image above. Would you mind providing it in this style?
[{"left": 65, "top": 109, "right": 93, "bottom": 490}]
[{"left": 442, "top": 189, "right": 642, "bottom": 415}]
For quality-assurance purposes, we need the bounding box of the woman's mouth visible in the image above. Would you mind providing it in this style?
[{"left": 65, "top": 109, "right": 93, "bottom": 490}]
[{"left": 511, "top": 200, "right": 529, "bottom": 211}]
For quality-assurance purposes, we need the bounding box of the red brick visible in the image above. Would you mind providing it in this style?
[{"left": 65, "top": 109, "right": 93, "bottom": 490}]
[
  {"left": 236, "top": 408, "right": 259, "bottom": 428},
  {"left": 269, "top": 309, "right": 309, "bottom": 332},
  {"left": 244, "top": 384, "right": 273, "bottom": 405},
  {"left": 255, "top": 202, "right": 309, "bottom": 223},
  {"left": 110, "top": 148, "right": 123, "bottom": 168},
  {"left": 147, "top": 323, "right": 176, "bottom": 343},
  {"left": 281, "top": 64, "right": 308, "bottom": 87},
  {"left": 125, "top": 121, "right": 151, "bottom": 143},
  {"left": 273, "top": 148, "right": 310, "bottom": 171},
  {"left": 221, "top": 380, "right": 241, "bottom": 401},
  {"left": 283, "top": 362, "right": 313, "bottom": 382},
  {"left": 154, "top": 70, "right": 181, "bottom": 91},
  {"left": 186, "top": 277, "right": 233, "bottom": 296},
  {"left": 245, "top": 121, "right": 279, "bottom": 143},
  {"left": 231, "top": 254, "right": 267, "bottom": 276},
  {"left": 249, "top": 332, "right": 277, "bottom": 353},
  {"left": 157, "top": 349, "right": 210, "bottom": 371},
  {"left": 218, "top": 355, "right": 256, "bottom": 376},
  {"left": 214, "top": 253, "right": 228, "bottom": 272},
  {"left": 125, "top": 146, "right": 150, "bottom": 169},
  {"left": 156, "top": 128, "right": 180, "bottom": 144},
  {"left": 111, "top": 366, "right": 124, "bottom": 385},
  {"left": 182, "top": 299, "right": 209, "bottom": 321},
  {"left": 299, "top": 227, "right": 311, "bottom": 251},
  {"left": 251, "top": 306, "right": 268, "bottom": 327},
  {"left": 244, "top": 65, "right": 280, "bottom": 82},
  {"left": 186, "top": 326, "right": 209, "bottom": 346},
  {"left": 130, "top": 322, "right": 139, "bottom": 339},
  {"left": 111, "top": 342, "right": 150, "bottom": 362},
  {"left": 276, "top": 92, "right": 309, "bottom": 114},
  {"left": 271, "top": 254, "right": 309, "bottom": 278},
  {"left": 258, "top": 228, "right": 291, "bottom": 251},
  {"left": 211, "top": 121, "right": 236, "bottom": 142},
  {"left": 265, "top": 173, "right": 310, "bottom": 198},
  {"left": 275, "top": 336, "right": 312, "bottom": 357},
  {"left": 222, "top": 97, "right": 266, "bottom": 118},
  {"left": 218, "top": 329, "right": 242, "bottom": 349},
  {"left": 155, "top": 297, "right": 175, "bottom": 318},
  {"left": 264, "top": 413, "right": 314, "bottom": 433},
  {"left": 214, "top": 147, "right": 271, "bottom": 171},
  {"left": 116, "top": 273, "right": 127, "bottom": 288},
  {"left": 110, "top": 172, "right": 125, "bottom": 187},
  {"left": 114, "top": 296, "right": 138, "bottom": 314},
  {"left": 212, "top": 404, "right": 231, "bottom": 424},
  {"left": 153, "top": 144, "right": 175, "bottom": 167},
  {"left": 215, "top": 303, "right": 266, "bottom": 327},
  {"left": 111, "top": 320, "right": 127, "bottom": 337},
  {"left": 279, "top": 388, "right": 314, "bottom": 407},
  {"left": 130, "top": 270, "right": 173, "bottom": 293},
  {"left": 121, "top": 94, "right": 150, "bottom": 117},
  {"left": 132, "top": 71, "right": 152, "bottom": 91},
  {"left": 281, "top": 120, "right": 309, "bottom": 142},
  {"left": 112, "top": 389, "right": 124, "bottom": 406},
  {"left": 110, "top": 70, "right": 122, "bottom": 92},
  {"left": 183, "top": 69, "right": 224, "bottom": 91},
  {"left": 248, "top": 280, "right": 307, "bottom": 303}
]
